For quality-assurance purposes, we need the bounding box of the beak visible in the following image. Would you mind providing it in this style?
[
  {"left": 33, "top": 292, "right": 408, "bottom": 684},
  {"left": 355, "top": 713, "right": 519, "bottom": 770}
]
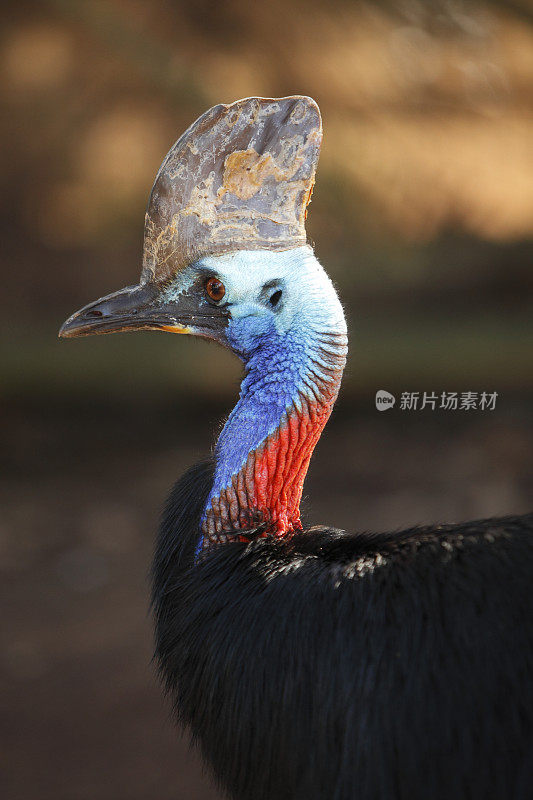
[
  {"left": 58, "top": 283, "right": 194, "bottom": 339},
  {"left": 58, "top": 280, "right": 227, "bottom": 339}
]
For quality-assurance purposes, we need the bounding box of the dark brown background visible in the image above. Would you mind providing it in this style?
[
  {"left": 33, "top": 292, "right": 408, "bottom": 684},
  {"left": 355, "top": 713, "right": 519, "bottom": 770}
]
[{"left": 1, "top": 1, "right": 532, "bottom": 798}]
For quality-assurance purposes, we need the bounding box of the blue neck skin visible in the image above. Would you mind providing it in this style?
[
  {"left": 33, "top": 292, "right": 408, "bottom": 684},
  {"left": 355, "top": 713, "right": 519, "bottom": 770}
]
[{"left": 210, "top": 319, "right": 318, "bottom": 501}]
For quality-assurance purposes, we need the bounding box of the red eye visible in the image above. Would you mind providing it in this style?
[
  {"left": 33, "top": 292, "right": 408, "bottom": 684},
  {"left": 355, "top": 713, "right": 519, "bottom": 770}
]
[{"left": 205, "top": 277, "right": 226, "bottom": 302}]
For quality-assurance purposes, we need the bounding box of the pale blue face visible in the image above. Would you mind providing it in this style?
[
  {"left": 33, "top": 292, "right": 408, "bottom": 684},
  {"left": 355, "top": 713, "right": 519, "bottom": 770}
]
[{"left": 160, "top": 246, "right": 346, "bottom": 362}]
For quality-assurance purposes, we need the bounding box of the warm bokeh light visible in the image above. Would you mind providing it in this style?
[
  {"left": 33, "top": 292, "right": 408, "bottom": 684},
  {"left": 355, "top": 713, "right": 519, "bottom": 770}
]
[
  {"left": 3, "top": 1, "right": 533, "bottom": 257},
  {"left": 2, "top": 23, "right": 74, "bottom": 93},
  {"left": 36, "top": 106, "right": 170, "bottom": 246},
  {"left": 0, "top": 0, "right": 532, "bottom": 393}
]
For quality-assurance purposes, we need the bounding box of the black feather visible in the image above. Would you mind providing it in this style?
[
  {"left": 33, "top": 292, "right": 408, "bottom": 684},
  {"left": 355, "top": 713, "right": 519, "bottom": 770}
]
[{"left": 152, "top": 461, "right": 533, "bottom": 800}]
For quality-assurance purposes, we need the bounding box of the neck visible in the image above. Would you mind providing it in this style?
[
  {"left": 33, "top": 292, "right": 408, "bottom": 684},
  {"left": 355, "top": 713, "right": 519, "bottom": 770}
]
[{"left": 199, "top": 251, "right": 347, "bottom": 553}]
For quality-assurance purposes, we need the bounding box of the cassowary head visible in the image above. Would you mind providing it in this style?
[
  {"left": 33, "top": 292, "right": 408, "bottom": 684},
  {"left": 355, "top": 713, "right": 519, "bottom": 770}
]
[{"left": 59, "top": 96, "right": 345, "bottom": 361}]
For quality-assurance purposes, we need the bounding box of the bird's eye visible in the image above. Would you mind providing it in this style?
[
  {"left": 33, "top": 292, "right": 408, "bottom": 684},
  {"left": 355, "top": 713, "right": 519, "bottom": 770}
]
[
  {"left": 205, "top": 277, "right": 226, "bottom": 302},
  {"left": 269, "top": 290, "right": 282, "bottom": 307}
]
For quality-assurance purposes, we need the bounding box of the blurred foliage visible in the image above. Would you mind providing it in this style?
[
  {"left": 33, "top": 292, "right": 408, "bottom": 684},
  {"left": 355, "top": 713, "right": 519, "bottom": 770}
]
[{"left": 1, "top": 0, "right": 532, "bottom": 396}]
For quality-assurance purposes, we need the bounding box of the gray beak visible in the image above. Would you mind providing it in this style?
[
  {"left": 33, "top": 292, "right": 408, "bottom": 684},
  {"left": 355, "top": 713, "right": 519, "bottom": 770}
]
[{"left": 59, "top": 283, "right": 196, "bottom": 339}]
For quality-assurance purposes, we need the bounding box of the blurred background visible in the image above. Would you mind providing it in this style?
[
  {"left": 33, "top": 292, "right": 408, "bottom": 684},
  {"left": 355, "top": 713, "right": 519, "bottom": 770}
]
[{"left": 1, "top": 1, "right": 532, "bottom": 797}]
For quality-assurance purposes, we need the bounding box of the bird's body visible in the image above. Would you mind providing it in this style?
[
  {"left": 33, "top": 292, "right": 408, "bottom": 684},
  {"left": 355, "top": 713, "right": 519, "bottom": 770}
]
[
  {"left": 154, "top": 460, "right": 533, "bottom": 800},
  {"left": 60, "top": 96, "right": 533, "bottom": 800}
]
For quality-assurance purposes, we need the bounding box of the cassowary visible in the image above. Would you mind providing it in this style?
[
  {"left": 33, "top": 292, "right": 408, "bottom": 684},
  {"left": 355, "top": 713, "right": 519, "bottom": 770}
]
[{"left": 60, "top": 96, "right": 533, "bottom": 800}]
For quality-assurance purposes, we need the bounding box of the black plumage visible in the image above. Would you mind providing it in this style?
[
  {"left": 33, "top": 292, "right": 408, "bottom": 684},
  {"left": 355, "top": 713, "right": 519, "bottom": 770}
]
[{"left": 152, "top": 460, "right": 533, "bottom": 800}]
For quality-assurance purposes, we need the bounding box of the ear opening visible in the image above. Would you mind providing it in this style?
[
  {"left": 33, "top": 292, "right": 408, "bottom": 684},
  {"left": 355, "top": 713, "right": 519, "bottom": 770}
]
[{"left": 269, "top": 290, "right": 283, "bottom": 308}]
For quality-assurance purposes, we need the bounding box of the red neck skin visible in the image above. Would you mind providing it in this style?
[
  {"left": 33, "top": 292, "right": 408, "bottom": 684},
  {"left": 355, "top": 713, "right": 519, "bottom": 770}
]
[{"left": 200, "top": 331, "right": 348, "bottom": 550}]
